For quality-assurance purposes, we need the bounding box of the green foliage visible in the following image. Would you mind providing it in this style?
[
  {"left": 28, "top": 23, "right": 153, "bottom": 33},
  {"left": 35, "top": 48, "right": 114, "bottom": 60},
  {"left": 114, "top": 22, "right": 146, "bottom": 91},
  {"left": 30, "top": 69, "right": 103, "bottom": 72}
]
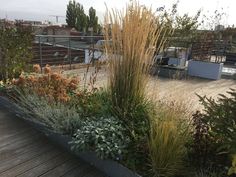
[
  {"left": 66, "top": 1, "right": 99, "bottom": 33},
  {"left": 66, "top": 0, "right": 78, "bottom": 28},
  {"left": 14, "top": 90, "right": 82, "bottom": 135},
  {"left": 193, "top": 168, "right": 225, "bottom": 177},
  {"left": 228, "top": 154, "right": 236, "bottom": 176},
  {"left": 0, "top": 80, "right": 12, "bottom": 95},
  {"left": 190, "top": 89, "right": 236, "bottom": 172},
  {"left": 88, "top": 7, "right": 98, "bottom": 33},
  {"left": 69, "top": 89, "right": 112, "bottom": 117},
  {"left": 13, "top": 86, "right": 112, "bottom": 136},
  {"left": 71, "top": 116, "right": 130, "bottom": 160},
  {"left": 75, "top": 3, "right": 87, "bottom": 32},
  {"left": 66, "top": 0, "right": 87, "bottom": 31},
  {"left": 176, "top": 12, "right": 200, "bottom": 32},
  {"left": 0, "top": 22, "right": 33, "bottom": 81},
  {"left": 174, "top": 11, "right": 201, "bottom": 47},
  {"left": 157, "top": 3, "right": 201, "bottom": 48},
  {"left": 189, "top": 111, "right": 217, "bottom": 169},
  {"left": 198, "top": 89, "right": 236, "bottom": 156},
  {"left": 148, "top": 103, "right": 190, "bottom": 177},
  {"left": 0, "top": 80, "right": 5, "bottom": 92}
]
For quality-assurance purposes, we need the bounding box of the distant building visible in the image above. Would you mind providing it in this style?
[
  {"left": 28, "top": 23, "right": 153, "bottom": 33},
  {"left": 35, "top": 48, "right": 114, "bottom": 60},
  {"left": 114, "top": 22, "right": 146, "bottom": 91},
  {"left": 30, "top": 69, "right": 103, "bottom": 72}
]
[
  {"left": 215, "top": 25, "right": 225, "bottom": 31},
  {"left": 0, "top": 19, "right": 15, "bottom": 28},
  {"left": 42, "top": 25, "right": 73, "bottom": 36},
  {"left": 22, "top": 20, "right": 42, "bottom": 26}
]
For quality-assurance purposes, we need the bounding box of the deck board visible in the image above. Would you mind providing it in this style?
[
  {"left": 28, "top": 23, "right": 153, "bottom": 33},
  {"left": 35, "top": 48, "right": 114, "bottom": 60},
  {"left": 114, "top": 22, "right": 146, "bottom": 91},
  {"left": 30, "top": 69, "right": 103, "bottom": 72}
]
[
  {"left": 0, "top": 104, "right": 106, "bottom": 177},
  {"left": 39, "top": 159, "right": 80, "bottom": 177}
]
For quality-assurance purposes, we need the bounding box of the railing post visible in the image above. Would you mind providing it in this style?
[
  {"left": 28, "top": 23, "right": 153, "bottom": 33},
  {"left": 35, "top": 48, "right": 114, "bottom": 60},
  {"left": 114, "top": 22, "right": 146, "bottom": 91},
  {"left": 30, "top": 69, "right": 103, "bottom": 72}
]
[
  {"left": 92, "top": 36, "right": 95, "bottom": 66},
  {"left": 39, "top": 36, "right": 43, "bottom": 73},
  {"left": 68, "top": 37, "right": 72, "bottom": 70}
]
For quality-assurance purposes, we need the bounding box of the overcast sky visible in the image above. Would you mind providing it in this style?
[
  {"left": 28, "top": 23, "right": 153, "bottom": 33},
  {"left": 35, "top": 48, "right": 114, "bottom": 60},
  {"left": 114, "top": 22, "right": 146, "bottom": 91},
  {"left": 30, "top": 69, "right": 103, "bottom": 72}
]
[{"left": 0, "top": 0, "right": 235, "bottom": 26}]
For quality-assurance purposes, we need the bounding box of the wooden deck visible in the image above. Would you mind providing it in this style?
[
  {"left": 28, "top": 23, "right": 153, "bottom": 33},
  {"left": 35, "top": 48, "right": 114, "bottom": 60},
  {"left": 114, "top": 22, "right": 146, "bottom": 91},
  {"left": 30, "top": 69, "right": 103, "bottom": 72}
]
[{"left": 0, "top": 103, "right": 106, "bottom": 177}]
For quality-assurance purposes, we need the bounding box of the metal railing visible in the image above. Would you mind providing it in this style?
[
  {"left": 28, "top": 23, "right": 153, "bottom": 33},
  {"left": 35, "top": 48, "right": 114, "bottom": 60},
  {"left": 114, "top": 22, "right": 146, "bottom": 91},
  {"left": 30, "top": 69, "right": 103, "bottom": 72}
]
[
  {"left": 32, "top": 35, "right": 236, "bottom": 70},
  {"left": 33, "top": 35, "right": 105, "bottom": 69}
]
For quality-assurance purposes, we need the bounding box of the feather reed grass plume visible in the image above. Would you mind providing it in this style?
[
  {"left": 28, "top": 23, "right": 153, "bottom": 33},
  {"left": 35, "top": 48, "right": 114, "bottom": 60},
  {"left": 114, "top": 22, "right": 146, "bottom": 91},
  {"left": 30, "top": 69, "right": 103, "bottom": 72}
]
[{"left": 104, "top": 1, "right": 166, "bottom": 120}]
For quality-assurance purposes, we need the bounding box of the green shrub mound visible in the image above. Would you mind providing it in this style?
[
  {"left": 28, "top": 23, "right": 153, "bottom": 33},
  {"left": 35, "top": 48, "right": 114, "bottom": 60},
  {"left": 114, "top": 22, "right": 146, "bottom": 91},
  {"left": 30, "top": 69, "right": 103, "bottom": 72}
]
[
  {"left": 15, "top": 93, "right": 82, "bottom": 135},
  {"left": 71, "top": 116, "right": 130, "bottom": 160},
  {"left": 190, "top": 88, "right": 236, "bottom": 175}
]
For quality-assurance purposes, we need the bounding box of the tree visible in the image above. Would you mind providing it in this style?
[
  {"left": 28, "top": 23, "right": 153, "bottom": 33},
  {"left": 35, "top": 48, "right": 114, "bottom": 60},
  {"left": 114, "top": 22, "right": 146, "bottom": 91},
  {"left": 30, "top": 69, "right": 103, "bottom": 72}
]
[
  {"left": 0, "top": 22, "right": 33, "bottom": 81},
  {"left": 88, "top": 7, "right": 98, "bottom": 33},
  {"left": 66, "top": 2, "right": 100, "bottom": 33},
  {"left": 66, "top": 0, "right": 77, "bottom": 28},
  {"left": 176, "top": 13, "right": 200, "bottom": 31},
  {"left": 75, "top": 3, "right": 87, "bottom": 32},
  {"left": 66, "top": 0, "right": 87, "bottom": 32}
]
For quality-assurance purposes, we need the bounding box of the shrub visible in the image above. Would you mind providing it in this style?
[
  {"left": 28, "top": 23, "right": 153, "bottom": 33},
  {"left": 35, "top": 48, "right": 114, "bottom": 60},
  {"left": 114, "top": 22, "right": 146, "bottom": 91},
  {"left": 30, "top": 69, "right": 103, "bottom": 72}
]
[
  {"left": 71, "top": 116, "right": 130, "bottom": 160},
  {"left": 69, "top": 89, "right": 112, "bottom": 117},
  {"left": 14, "top": 91, "right": 82, "bottom": 135},
  {"left": 0, "top": 80, "right": 11, "bottom": 94},
  {"left": 13, "top": 65, "right": 80, "bottom": 103},
  {"left": 0, "top": 81, "right": 4, "bottom": 92},
  {"left": 0, "top": 22, "right": 33, "bottom": 81},
  {"left": 228, "top": 154, "right": 236, "bottom": 176},
  {"left": 193, "top": 168, "right": 225, "bottom": 177},
  {"left": 190, "top": 89, "right": 236, "bottom": 172},
  {"left": 189, "top": 111, "right": 216, "bottom": 169}
]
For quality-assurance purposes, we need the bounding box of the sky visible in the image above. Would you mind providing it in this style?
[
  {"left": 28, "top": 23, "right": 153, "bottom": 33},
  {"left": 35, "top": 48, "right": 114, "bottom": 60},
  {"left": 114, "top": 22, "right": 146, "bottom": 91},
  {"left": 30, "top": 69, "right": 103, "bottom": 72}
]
[{"left": 0, "top": 0, "right": 235, "bottom": 26}]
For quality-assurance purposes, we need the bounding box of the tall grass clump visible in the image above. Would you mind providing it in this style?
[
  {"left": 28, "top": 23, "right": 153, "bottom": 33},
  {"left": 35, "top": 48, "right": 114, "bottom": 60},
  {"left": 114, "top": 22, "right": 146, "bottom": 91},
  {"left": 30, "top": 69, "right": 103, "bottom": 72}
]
[
  {"left": 149, "top": 101, "right": 191, "bottom": 177},
  {"left": 104, "top": 1, "right": 165, "bottom": 122},
  {"left": 104, "top": 1, "right": 168, "bottom": 173}
]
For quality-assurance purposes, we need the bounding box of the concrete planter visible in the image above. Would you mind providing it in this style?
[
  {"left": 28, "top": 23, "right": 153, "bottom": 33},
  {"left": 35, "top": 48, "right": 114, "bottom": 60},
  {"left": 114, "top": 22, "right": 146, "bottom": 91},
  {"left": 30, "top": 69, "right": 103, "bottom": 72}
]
[
  {"left": 157, "top": 65, "right": 187, "bottom": 79},
  {"left": 0, "top": 96, "right": 141, "bottom": 177},
  {"left": 168, "top": 58, "right": 186, "bottom": 67},
  {"left": 187, "top": 60, "right": 223, "bottom": 80}
]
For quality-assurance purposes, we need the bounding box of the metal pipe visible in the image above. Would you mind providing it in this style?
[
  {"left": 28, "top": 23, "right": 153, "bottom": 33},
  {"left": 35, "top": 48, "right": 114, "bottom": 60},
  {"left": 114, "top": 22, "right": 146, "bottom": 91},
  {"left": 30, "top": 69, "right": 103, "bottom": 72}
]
[{"left": 39, "top": 36, "right": 43, "bottom": 73}]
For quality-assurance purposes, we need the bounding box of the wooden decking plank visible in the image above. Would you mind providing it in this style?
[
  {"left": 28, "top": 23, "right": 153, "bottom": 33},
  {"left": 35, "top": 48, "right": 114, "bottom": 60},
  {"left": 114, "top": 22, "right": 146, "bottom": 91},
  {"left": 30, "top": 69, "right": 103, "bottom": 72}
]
[
  {"left": 0, "top": 130, "right": 41, "bottom": 150},
  {"left": 0, "top": 126, "right": 35, "bottom": 142},
  {"left": 83, "top": 170, "right": 107, "bottom": 177},
  {"left": 61, "top": 163, "right": 94, "bottom": 177},
  {"left": 0, "top": 143, "right": 54, "bottom": 173},
  {"left": 0, "top": 136, "right": 50, "bottom": 162},
  {"left": 17, "top": 152, "right": 73, "bottom": 177},
  {"left": 0, "top": 127, "right": 33, "bottom": 142},
  {"left": 39, "top": 158, "right": 81, "bottom": 177},
  {"left": 0, "top": 132, "right": 46, "bottom": 153},
  {"left": 0, "top": 120, "right": 28, "bottom": 132},
  {"left": 0, "top": 149, "right": 62, "bottom": 177}
]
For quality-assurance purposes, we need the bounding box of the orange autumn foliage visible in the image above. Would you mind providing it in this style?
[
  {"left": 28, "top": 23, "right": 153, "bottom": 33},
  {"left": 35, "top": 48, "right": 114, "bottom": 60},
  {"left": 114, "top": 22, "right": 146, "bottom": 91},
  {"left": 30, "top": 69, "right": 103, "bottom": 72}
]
[{"left": 14, "top": 65, "right": 80, "bottom": 103}]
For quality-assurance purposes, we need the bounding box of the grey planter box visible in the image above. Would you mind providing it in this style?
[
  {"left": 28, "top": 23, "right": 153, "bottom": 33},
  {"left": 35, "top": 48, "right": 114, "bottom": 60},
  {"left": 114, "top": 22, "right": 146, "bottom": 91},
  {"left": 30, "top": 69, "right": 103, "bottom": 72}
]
[
  {"left": 187, "top": 60, "right": 223, "bottom": 80},
  {"left": 168, "top": 58, "right": 186, "bottom": 67}
]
